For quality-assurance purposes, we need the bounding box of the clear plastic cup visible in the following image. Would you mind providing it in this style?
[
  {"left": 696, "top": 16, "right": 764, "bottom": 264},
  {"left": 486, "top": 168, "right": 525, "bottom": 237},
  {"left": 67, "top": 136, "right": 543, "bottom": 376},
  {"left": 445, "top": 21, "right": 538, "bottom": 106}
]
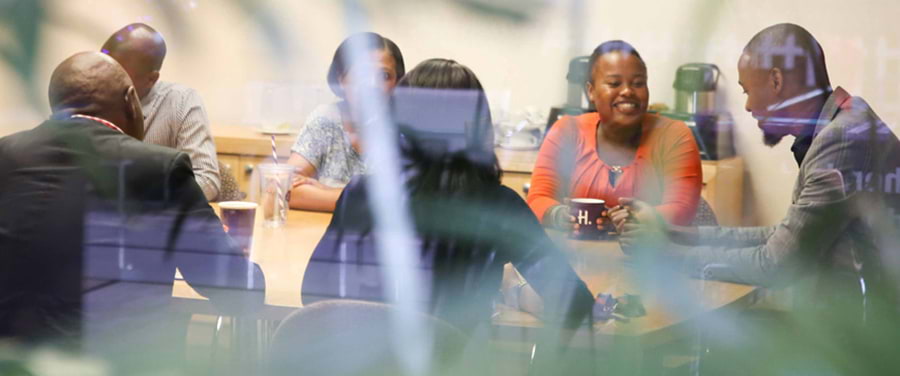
[{"left": 257, "top": 163, "right": 294, "bottom": 228}]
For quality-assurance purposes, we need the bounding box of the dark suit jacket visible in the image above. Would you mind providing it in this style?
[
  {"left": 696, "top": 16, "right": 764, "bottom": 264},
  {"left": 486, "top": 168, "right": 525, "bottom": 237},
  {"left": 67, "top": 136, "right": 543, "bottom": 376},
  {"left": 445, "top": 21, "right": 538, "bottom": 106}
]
[{"left": 0, "top": 118, "right": 263, "bottom": 342}]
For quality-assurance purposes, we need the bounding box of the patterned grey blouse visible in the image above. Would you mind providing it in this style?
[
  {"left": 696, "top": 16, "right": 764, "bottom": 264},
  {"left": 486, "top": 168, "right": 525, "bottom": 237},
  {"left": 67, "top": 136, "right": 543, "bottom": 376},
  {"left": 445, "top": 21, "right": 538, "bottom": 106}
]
[{"left": 291, "top": 103, "right": 366, "bottom": 187}]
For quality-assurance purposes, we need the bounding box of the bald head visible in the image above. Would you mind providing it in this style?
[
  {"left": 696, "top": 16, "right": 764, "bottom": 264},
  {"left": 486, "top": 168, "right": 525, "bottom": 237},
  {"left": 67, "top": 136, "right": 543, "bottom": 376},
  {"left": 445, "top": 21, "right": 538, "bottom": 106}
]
[
  {"left": 742, "top": 23, "right": 830, "bottom": 91},
  {"left": 49, "top": 52, "right": 144, "bottom": 139},
  {"left": 737, "top": 24, "right": 833, "bottom": 147},
  {"left": 101, "top": 23, "right": 167, "bottom": 99}
]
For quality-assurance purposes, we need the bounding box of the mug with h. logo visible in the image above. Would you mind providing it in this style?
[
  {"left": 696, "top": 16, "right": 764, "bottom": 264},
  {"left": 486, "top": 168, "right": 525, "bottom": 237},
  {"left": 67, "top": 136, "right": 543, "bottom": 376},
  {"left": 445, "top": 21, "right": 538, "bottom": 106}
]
[{"left": 569, "top": 198, "right": 612, "bottom": 240}]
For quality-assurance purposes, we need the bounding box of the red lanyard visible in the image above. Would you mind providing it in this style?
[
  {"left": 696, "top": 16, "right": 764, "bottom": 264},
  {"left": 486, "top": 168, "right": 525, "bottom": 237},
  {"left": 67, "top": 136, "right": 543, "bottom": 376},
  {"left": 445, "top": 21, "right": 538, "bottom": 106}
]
[{"left": 70, "top": 114, "right": 124, "bottom": 134}]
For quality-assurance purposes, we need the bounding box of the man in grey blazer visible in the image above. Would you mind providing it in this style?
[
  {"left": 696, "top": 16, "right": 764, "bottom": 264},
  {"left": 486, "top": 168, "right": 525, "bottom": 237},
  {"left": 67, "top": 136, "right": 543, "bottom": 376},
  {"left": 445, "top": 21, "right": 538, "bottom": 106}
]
[{"left": 614, "top": 23, "right": 900, "bottom": 374}]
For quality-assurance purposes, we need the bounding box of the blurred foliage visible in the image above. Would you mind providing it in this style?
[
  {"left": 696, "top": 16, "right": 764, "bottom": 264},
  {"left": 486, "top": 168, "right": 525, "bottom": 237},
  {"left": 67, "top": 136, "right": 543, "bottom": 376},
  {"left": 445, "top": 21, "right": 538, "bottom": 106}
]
[
  {"left": 0, "top": 0, "right": 288, "bottom": 111},
  {"left": 454, "top": 0, "right": 550, "bottom": 23},
  {"left": 0, "top": 0, "right": 541, "bottom": 111},
  {"left": 684, "top": 0, "right": 728, "bottom": 59},
  {"left": 1, "top": 0, "right": 45, "bottom": 109},
  {"left": 232, "top": 0, "right": 293, "bottom": 66}
]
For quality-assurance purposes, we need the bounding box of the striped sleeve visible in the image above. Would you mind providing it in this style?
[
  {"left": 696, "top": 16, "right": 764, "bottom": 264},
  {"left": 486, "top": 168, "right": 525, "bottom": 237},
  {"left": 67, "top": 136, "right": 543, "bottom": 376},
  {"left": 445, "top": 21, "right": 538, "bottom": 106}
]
[{"left": 142, "top": 83, "right": 221, "bottom": 201}]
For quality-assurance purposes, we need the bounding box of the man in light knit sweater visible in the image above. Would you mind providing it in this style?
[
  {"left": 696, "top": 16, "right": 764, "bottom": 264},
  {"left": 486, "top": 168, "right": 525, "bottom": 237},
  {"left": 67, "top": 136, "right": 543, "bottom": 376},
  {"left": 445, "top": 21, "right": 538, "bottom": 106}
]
[{"left": 102, "top": 23, "right": 220, "bottom": 200}]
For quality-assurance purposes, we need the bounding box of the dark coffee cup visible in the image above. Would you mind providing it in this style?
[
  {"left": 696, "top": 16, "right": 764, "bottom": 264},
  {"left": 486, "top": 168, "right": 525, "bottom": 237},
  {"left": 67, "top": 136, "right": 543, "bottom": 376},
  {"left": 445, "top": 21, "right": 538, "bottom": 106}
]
[
  {"left": 570, "top": 198, "right": 610, "bottom": 239},
  {"left": 220, "top": 201, "right": 258, "bottom": 253}
]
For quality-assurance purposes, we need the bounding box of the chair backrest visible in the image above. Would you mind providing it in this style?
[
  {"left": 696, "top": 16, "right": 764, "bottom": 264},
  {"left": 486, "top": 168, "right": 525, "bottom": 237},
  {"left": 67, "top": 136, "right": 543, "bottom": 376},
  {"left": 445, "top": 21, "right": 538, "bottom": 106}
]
[
  {"left": 691, "top": 197, "right": 718, "bottom": 227},
  {"left": 266, "top": 300, "right": 468, "bottom": 376},
  {"left": 216, "top": 160, "right": 245, "bottom": 202}
]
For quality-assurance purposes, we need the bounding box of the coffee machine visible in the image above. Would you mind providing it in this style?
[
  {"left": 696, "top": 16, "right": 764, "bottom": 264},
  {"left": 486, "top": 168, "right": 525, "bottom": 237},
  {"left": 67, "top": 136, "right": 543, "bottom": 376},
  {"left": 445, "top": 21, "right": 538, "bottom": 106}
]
[
  {"left": 545, "top": 56, "right": 595, "bottom": 132},
  {"left": 658, "top": 63, "right": 735, "bottom": 160}
]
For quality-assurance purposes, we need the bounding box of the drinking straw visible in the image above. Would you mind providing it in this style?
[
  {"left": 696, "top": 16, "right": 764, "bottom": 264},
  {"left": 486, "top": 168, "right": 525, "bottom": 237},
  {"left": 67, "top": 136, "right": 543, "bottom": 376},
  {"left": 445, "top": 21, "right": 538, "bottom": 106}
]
[
  {"left": 270, "top": 135, "right": 284, "bottom": 222},
  {"left": 271, "top": 135, "right": 279, "bottom": 164}
]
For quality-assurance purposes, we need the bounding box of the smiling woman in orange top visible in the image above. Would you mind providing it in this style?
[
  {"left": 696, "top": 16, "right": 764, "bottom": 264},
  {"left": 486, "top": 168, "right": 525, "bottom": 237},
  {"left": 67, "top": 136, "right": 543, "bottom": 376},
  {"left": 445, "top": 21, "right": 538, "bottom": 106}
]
[{"left": 527, "top": 40, "right": 702, "bottom": 229}]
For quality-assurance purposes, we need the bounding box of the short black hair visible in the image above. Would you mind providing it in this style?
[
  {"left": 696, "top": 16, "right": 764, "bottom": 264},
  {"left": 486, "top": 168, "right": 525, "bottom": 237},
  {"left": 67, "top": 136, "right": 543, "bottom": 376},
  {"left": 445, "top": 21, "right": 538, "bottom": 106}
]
[
  {"left": 586, "top": 40, "right": 645, "bottom": 85},
  {"left": 743, "top": 23, "right": 830, "bottom": 90},
  {"left": 327, "top": 32, "right": 405, "bottom": 97},
  {"left": 397, "top": 58, "right": 484, "bottom": 91},
  {"left": 397, "top": 58, "right": 493, "bottom": 147},
  {"left": 396, "top": 58, "right": 501, "bottom": 194}
]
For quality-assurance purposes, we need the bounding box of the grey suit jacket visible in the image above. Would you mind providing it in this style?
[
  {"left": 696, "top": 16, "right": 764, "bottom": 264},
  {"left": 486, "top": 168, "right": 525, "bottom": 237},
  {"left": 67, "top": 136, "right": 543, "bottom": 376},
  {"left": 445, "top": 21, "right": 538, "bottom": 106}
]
[{"left": 672, "top": 87, "right": 900, "bottom": 306}]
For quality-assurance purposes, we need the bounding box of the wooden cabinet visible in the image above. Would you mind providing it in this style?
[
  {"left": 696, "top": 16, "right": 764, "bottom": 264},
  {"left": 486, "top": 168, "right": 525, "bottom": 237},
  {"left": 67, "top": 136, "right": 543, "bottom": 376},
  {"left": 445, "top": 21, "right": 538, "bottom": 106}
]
[
  {"left": 501, "top": 172, "right": 532, "bottom": 197},
  {"left": 700, "top": 157, "right": 744, "bottom": 226},
  {"left": 213, "top": 125, "right": 294, "bottom": 197},
  {"left": 217, "top": 154, "right": 270, "bottom": 197},
  {"left": 496, "top": 148, "right": 540, "bottom": 198}
]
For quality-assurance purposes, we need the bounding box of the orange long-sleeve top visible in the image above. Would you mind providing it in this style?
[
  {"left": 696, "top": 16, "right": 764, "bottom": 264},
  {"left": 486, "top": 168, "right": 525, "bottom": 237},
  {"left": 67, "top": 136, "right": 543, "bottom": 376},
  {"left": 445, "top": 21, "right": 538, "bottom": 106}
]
[{"left": 527, "top": 112, "right": 702, "bottom": 226}]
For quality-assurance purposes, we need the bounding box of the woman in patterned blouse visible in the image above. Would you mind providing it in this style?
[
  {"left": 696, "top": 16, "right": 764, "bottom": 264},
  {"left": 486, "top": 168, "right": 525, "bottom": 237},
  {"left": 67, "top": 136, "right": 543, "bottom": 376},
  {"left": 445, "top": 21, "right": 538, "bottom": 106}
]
[{"left": 287, "top": 32, "right": 406, "bottom": 211}]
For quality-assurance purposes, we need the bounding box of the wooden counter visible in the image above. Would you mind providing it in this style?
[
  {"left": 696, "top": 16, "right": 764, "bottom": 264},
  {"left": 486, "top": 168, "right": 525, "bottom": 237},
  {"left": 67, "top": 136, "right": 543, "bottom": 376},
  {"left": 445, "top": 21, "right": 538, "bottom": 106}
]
[
  {"left": 211, "top": 125, "right": 543, "bottom": 197},
  {"left": 212, "top": 124, "right": 745, "bottom": 225},
  {"left": 212, "top": 124, "right": 539, "bottom": 172}
]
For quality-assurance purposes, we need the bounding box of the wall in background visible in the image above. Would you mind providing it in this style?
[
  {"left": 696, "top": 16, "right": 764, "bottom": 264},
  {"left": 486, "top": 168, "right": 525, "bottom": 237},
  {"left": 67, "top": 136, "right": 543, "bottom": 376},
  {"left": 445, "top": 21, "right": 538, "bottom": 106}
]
[{"left": 2, "top": 0, "right": 900, "bottom": 226}]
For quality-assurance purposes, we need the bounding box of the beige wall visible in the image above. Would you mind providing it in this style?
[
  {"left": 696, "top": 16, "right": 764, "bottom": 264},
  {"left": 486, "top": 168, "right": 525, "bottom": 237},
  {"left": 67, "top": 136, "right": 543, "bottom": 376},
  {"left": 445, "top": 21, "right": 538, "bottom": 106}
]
[{"left": 3, "top": 0, "right": 900, "bottom": 226}]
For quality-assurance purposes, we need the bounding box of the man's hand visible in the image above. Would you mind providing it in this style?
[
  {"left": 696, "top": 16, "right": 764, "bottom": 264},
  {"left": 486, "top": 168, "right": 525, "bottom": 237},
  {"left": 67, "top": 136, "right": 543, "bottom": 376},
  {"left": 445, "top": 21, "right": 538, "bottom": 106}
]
[
  {"left": 608, "top": 205, "right": 630, "bottom": 234},
  {"left": 619, "top": 198, "right": 663, "bottom": 228},
  {"left": 619, "top": 222, "right": 669, "bottom": 254},
  {"left": 616, "top": 198, "right": 669, "bottom": 255}
]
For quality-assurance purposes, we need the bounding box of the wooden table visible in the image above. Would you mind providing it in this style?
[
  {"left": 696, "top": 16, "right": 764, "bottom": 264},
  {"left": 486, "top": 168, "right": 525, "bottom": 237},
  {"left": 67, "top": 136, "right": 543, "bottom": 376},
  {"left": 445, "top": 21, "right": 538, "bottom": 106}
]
[
  {"left": 489, "top": 234, "right": 757, "bottom": 374},
  {"left": 493, "top": 235, "right": 757, "bottom": 344},
  {"left": 172, "top": 205, "right": 756, "bottom": 374},
  {"left": 173, "top": 206, "right": 331, "bottom": 313},
  {"left": 174, "top": 206, "right": 756, "bottom": 333}
]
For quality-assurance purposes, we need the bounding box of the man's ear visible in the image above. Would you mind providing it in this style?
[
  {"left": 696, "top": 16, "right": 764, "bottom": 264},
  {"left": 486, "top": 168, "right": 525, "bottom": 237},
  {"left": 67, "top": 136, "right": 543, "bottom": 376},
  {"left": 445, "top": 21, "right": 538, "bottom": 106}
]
[
  {"left": 769, "top": 67, "right": 784, "bottom": 95},
  {"left": 125, "top": 86, "right": 145, "bottom": 140},
  {"left": 148, "top": 70, "right": 160, "bottom": 87}
]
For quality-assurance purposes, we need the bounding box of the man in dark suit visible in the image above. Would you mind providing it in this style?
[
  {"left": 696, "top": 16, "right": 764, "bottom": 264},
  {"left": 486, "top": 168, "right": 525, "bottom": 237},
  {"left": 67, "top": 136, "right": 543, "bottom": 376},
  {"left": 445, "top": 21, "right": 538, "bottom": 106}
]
[{"left": 0, "top": 52, "right": 263, "bottom": 370}]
